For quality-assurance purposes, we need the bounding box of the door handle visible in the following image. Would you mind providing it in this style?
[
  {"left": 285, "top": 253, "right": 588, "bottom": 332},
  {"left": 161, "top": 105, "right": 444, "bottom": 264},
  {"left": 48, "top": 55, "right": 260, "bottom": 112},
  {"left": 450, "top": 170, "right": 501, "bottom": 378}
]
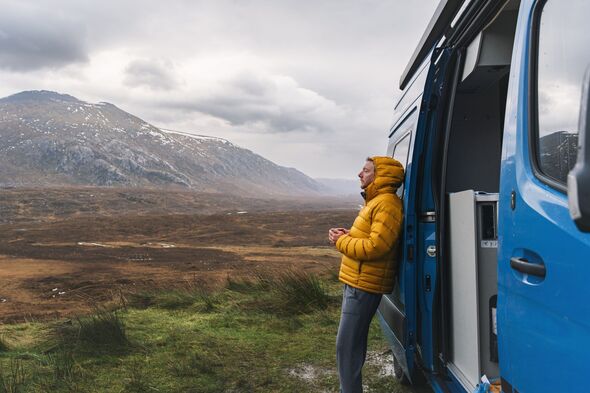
[{"left": 510, "top": 257, "right": 546, "bottom": 278}]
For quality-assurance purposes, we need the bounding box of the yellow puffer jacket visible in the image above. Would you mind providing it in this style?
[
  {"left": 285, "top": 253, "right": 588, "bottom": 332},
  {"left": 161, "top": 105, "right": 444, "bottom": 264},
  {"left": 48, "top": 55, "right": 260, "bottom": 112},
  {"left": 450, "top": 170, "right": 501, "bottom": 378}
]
[{"left": 336, "top": 156, "right": 404, "bottom": 294}]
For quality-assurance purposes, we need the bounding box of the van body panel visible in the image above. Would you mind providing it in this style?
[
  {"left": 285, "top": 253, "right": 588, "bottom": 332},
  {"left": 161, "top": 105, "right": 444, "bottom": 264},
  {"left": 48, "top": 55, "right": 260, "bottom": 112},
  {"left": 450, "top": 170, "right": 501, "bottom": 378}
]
[
  {"left": 497, "top": 0, "right": 590, "bottom": 391},
  {"left": 381, "top": 0, "right": 590, "bottom": 392},
  {"left": 379, "top": 55, "right": 433, "bottom": 381},
  {"left": 380, "top": 91, "right": 423, "bottom": 381},
  {"left": 394, "top": 63, "right": 429, "bottom": 116}
]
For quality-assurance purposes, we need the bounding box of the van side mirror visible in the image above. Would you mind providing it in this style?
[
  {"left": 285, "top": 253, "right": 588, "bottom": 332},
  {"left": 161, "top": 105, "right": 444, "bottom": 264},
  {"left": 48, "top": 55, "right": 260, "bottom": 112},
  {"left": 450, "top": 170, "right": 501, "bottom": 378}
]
[{"left": 568, "top": 68, "right": 590, "bottom": 232}]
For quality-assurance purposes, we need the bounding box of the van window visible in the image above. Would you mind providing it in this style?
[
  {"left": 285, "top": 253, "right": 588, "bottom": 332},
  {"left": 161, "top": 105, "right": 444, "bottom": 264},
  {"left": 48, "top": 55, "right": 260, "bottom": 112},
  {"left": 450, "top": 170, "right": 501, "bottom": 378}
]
[
  {"left": 534, "top": 0, "right": 590, "bottom": 186},
  {"left": 392, "top": 132, "right": 411, "bottom": 197}
]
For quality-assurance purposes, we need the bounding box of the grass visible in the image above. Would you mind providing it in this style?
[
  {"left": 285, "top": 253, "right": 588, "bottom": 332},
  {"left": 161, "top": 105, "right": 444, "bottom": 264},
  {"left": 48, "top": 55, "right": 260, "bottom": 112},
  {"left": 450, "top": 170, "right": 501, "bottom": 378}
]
[
  {"left": 0, "top": 336, "right": 9, "bottom": 352},
  {"left": 34, "top": 350, "right": 81, "bottom": 392},
  {"left": 0, "top": 273, "right": 427, "bottom": 393},
  {"left": 49, "top": 307, "right": 131, "bottom": 354},
  {"left": 123, "top": 359, "right": 160, "bottom": 393},
  {"left": 128, "top": 282, "right": 219, "bottom": 312},
  {"left": 275, "top": 270, "right": 332, "bottom": 312},
  {"left": 77, "top": 309, "right": 130, "bottom": 348},
  {"left": 227, "top": 269, "right": 336, "bottom": 315},
  {"left": 0, "top": 359, "right": 27, "bottom": 393}
]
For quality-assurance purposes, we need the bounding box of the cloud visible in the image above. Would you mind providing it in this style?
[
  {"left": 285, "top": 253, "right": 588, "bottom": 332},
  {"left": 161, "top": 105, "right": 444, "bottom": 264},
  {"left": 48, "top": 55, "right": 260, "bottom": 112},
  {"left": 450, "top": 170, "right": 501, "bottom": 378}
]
[
  {"left": 0, "top": 3, "right": 88, "bottom": 71},
  {"left": 0, "top": 0, "right": 440, "bottom": 178},
  {"left": 166, "top": 70, "right": 348, "bottom": 133},
  {"left": 123, "top": 59, "right": 179, "bottom": 91},
  {"left": 538, "top": 79, "right": 583, "bottom": 136}
]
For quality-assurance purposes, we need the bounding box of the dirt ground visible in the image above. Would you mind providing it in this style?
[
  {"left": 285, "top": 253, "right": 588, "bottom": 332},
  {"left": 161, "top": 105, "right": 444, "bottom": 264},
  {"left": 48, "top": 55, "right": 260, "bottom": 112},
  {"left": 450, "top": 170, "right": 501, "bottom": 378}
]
[{"left": 0, "top": 187, "right": 359, "bottom": 323}]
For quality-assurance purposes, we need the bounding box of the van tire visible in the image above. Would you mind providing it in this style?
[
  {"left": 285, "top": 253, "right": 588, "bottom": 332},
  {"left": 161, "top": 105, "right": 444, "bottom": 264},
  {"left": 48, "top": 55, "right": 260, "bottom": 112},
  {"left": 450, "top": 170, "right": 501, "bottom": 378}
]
[{"left": 392, "top": 354, "right": 410, "bottom": 385}]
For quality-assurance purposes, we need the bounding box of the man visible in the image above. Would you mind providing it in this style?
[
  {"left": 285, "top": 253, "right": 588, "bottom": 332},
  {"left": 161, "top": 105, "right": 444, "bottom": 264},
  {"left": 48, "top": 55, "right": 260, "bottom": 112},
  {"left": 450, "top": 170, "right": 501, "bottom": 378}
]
[{"left": 329, "top": 156, "right": 404, "bottom": 393}]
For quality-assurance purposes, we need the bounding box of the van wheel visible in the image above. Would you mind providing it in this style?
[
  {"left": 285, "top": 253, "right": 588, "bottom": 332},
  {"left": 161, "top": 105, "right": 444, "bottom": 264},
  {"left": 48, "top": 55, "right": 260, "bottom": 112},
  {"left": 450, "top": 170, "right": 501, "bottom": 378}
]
[{"left": 392, "top": 354, "right": 410, "bottom": 385}]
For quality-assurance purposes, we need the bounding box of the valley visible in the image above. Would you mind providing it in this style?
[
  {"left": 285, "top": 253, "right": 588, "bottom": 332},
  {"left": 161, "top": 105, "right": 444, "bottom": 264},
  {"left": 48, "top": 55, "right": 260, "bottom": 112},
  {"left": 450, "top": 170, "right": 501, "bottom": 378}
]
[{"left": 0, "top": 187, "right": 358, "bottom": 323}]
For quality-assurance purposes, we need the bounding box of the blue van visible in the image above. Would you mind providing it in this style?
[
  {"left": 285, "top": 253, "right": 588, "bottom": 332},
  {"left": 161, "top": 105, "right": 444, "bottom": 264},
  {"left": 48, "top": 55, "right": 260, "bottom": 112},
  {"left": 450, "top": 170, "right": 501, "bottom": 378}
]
[{"left": 378, "top": 1, "right": 590, "bottom": 392}]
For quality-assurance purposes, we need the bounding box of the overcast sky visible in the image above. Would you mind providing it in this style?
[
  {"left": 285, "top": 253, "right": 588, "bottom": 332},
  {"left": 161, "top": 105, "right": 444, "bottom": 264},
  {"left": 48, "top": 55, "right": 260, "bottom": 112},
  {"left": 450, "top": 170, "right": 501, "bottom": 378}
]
[{"left": 0, "top": 0, "right": 438, "bottom": 179}]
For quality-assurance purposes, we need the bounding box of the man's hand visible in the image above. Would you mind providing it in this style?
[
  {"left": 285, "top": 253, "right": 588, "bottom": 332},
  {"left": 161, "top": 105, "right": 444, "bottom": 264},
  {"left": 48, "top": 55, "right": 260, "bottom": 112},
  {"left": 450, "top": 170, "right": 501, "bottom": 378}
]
[{"left": 329, "top": 227, "right": 350, "bottom": 244}]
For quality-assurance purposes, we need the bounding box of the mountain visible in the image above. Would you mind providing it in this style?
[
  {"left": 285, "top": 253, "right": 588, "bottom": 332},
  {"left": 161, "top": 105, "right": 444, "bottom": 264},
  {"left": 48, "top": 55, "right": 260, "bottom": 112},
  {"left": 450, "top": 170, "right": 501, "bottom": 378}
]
[{"left": 0, "top": 90, "right": 327, "bottom": 196}]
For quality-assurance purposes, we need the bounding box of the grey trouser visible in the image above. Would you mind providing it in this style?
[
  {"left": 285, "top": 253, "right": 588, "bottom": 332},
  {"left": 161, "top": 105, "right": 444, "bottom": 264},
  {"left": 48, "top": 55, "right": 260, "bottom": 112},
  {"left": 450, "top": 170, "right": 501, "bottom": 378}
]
[{"left": 336, "top": 284, "right": 383, "bottom": 393}]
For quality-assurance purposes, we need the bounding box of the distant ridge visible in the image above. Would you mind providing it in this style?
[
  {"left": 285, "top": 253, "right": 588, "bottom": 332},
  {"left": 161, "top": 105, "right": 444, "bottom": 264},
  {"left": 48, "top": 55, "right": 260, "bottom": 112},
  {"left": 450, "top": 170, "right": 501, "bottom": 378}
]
[
  {"left": 0, "top": 90, "right": 328, "bottom": 196},
  {"left": 0, "top": 90, "right": 79, "bottom": 103}
]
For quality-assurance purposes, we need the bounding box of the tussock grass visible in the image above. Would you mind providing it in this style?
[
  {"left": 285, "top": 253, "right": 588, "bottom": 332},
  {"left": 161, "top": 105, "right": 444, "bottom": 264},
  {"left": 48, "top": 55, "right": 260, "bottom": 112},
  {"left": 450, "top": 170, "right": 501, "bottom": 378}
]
[
  {"left": 77, "top": 309, "right": 129, "bottom": 348},
  {"left": 0, "top": 274, "right": 422, "bottom": 393},
  {"left": 226, "top": 271, "right": 276, "bottom": 293},
  {"left": 228, "top": 270, "right": 335, "bottom": 314},
  {"left": 128, "top": 281, "right": 218, "bottom": 312},
  {"left": 126, "top": 292, "right": 155, "bottom": 309},
  {"left": 0, "top": 336, "right": 9, "bottom": 352},
  {"left": 33, "top": 349, "right": 81, "bottom": 391},
  {"left": 226, "top": 275, "right": 260, "bottom": 292},
  {"left": 168, "top": 351, "right": 220, "bottom": 377},
  {"left": 0, "top": 359, "right": 27, "bottom": 393},
  {"left": 275, "top": 270, "right": 331, "bottom": 312},
  {"left": 51, "top": 307, "right": 130, "bottom": 353},
  {"left": 45, "top": 350, "right": 77, "bottom": 383},
  {"left": 123, "top": 360, "right": 159, "bottom": 393},
  {"left": 151, "top": 289, "right": 196, "bottom": 310},
  {"left": 196, "top": 289, "right": 218, "bottom": 313}
]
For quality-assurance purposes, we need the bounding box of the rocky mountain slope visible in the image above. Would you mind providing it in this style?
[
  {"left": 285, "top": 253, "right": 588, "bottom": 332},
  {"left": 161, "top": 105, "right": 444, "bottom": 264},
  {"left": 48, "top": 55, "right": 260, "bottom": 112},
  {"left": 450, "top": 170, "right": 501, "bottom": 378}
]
[{"left": 0, "top": 90, "right": 326, "bottom": 196}]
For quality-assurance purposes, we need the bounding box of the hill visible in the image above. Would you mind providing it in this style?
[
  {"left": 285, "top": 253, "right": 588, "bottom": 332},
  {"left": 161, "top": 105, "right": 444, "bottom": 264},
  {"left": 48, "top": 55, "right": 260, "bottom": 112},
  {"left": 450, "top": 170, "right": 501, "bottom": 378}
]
[{"left": 0, "top": 90, "right": 326, "bottom": 196}]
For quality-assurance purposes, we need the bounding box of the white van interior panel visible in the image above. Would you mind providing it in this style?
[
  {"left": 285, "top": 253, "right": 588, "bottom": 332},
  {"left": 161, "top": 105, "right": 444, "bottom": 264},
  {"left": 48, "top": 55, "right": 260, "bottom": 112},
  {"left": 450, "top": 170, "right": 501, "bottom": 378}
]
[
  {"left": 448, "top": 190, "right": 481, "bottom": 391},
  {"left": 461, "top": 9, "right": 518, "bottom": 91},
  {"left": 448, "top": 191, "right": 499, "bottom": 390}
]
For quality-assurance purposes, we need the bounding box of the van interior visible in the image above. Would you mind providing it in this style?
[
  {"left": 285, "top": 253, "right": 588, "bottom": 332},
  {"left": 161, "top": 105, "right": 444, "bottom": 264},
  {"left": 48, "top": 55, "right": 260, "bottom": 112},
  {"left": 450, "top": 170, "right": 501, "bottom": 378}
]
[{"left": 441, "top": 1, "right": 519, "bottom": 390}]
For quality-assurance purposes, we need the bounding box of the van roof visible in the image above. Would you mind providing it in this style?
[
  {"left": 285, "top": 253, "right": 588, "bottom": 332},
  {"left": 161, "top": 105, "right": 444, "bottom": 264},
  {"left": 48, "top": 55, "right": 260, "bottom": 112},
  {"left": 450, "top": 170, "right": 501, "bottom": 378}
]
[{"left": 399, "top": 0, "right": 466, "bottom": 90}]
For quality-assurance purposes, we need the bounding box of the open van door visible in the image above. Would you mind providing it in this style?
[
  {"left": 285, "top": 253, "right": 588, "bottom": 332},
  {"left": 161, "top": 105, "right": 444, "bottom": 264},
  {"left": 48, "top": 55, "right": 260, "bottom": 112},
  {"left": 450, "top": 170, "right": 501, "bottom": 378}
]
[
  {"left": 378, "top": 0, "right": 468, "bottom": 384},
  {"left": 498, "top": 1, "right": 590, "bottom": 392},
  {"left": 379, "top": 46, "right": 455, "bottom": 383}
]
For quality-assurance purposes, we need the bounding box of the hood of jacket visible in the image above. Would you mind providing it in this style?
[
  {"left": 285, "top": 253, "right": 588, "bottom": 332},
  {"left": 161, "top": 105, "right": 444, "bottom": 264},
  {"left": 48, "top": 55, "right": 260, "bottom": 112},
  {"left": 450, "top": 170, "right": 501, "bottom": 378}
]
[{"left": 363, "top": 156, "right": 404, "bottom": 202}]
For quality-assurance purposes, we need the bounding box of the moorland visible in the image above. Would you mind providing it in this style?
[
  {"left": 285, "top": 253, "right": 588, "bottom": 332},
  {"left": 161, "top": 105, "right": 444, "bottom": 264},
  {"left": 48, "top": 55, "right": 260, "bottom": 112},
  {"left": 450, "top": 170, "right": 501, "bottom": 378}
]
[{"left": 0, "top": 188, "right": 426, "bottom": 392}]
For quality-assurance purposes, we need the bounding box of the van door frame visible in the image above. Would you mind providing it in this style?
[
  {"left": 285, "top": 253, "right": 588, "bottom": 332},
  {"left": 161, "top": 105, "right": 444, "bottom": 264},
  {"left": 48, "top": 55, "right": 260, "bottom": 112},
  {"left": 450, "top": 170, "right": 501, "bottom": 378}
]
[
  {"left": 428, "top": 0, "right": 515, "bottom": 384},
  {"left": 430, "top": 47, "right": 463, "bottom": 376},
  {"left": 409, "top": 46, "right": 457, "bottom": 380}
]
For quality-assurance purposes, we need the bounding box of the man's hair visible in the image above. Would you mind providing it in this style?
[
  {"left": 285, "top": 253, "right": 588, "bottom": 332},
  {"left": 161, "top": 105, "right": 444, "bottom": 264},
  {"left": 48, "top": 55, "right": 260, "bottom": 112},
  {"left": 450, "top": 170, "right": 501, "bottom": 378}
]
[{"left": 366, "top": 157, "right": 374, "bottom": 162}]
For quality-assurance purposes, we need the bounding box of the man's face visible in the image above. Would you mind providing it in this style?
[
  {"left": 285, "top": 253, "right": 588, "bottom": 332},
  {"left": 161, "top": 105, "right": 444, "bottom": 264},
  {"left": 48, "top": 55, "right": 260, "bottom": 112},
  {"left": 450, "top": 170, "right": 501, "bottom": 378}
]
[{"left": 358, "top": 160, "right": 375, "bottom": 189}]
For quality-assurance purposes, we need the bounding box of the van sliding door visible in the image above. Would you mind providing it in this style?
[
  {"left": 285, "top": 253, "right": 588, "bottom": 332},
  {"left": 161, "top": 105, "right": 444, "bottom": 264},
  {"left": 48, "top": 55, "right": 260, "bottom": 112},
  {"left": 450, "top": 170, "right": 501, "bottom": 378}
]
[{"left": 383, "top": 47, "right": 454, "bottom": 383}]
